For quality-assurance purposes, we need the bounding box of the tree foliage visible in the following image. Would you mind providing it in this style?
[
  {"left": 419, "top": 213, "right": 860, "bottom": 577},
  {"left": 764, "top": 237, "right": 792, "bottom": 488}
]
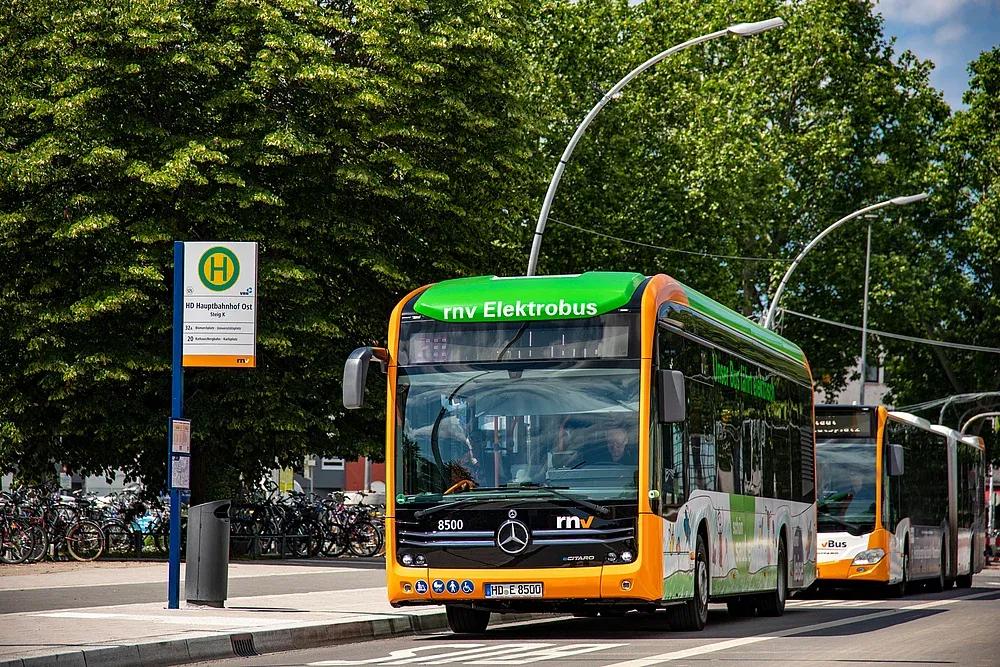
[
  {"left": 0, "top": 0, "right": 536, "bottom": 499},
  {"left": 880, "top": 48, "right": 1000, "bottom": 459},
  {"left": 523, "top": 0, "right": 948, "bottom": 397}
]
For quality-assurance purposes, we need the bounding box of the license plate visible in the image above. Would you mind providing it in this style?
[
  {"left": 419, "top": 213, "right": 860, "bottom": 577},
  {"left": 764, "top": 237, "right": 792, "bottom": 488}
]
[{"left": 485, "top": 582, "right": 543, "bottom": 598}]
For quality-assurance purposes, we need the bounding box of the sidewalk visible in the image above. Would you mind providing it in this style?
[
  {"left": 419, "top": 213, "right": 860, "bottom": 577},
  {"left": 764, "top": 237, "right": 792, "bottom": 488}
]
[{"left": 0, "top": 561, "right": 528, "bottom": 667}]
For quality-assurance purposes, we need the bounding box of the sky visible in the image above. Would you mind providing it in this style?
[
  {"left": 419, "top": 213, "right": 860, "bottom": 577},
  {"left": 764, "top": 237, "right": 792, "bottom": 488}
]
[{"left": 876, "top": 0, "right": 1000, "bottom": 108}]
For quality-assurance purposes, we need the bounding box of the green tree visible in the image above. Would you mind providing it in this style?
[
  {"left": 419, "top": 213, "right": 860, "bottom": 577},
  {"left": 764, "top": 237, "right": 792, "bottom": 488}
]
[
  {"left": 523, "top": 0, "right": 947, "bottom": 396},
  {"left": 880, "top": 48, "right": 1000, "bottom": 461},
  {"left": 0, "top": 0, "right": 536, "bottom": 500}
]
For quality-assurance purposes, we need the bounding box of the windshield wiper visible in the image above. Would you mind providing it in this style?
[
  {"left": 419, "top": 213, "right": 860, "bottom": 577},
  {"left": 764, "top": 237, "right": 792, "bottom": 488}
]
[
  {"left": 412, "top": 484, "right": 612, "bottom": 520},
  {"left": 412, "top": 488, "right": 537, "bottom": 519},
  {"left": 503, "top": 482, "right": 611, "bottom": 518},
  {"left": 413, "top": 498, "right": 480, "bottom": 520}
]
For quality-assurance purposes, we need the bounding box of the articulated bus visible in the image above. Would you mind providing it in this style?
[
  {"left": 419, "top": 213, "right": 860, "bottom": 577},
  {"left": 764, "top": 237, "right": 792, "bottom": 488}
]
[
  {"left": 815, "top": 405, "right": 986, "bottom": 594},
  {"left": 344, "top": 272, "right": 816, "bottom": 633}
]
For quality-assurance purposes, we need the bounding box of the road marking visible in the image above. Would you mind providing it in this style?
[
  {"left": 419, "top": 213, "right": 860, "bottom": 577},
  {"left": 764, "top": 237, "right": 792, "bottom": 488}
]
[
  {"left": 309, "top": 643, "right": 625, "bottom": 665},
  {"left": 787, "top": 599, "right": 845, "bottom": 607},
  {"left": 605, "top": 590, "right": 999, "bottom": 666},
  {"left": 468, "top": 643, "right": 626, "bottom": 664}
]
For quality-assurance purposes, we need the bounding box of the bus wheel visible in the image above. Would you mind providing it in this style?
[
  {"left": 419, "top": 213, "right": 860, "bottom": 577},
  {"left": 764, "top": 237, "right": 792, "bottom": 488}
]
[
  {"left": 669, "top": 536, "right": 709, "bottom": 631},
  {"left": 445, "top": 605, "right": 490, "bottom": 634},
  {"left": 758, "top": 537, "right": 787, "bottom": 616}
]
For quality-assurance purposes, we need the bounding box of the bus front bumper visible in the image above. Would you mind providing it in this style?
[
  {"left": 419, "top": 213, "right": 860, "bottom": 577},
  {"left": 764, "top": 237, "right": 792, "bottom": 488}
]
[
  {"left": 816, "top": 554, "right": 889, "bottom": 583},
  {"left": 387, "top": 561, "right": 660, "bottom": 607}
]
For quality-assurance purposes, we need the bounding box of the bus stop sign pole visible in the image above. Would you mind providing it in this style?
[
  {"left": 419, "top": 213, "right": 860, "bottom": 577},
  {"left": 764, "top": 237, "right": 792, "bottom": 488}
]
[{"left": 168, "top": 241, "right": 184, "bottom": 609}]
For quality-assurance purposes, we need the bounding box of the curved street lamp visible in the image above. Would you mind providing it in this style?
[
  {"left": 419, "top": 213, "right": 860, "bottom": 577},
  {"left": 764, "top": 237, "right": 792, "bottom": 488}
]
[
  {"left": 760, "top": 192, "right": 930, "bottom": 330},
  {"left": 525, "top": 18, "right": 787, "bottom": 277}
]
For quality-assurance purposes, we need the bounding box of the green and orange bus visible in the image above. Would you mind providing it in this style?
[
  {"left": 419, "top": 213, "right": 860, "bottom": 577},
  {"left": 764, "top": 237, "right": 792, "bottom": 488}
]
[{"left": 344, "top": 272, "right": 817, "bottom": 632}]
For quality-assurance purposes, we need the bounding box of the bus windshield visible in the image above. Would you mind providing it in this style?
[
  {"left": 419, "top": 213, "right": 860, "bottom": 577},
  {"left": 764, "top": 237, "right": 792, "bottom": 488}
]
[
  {"left": 816, "top": 439, "right": 877, "bottom": 535},
  {"left": 396, "top": 362, "right": 640, "bottom": 504}
]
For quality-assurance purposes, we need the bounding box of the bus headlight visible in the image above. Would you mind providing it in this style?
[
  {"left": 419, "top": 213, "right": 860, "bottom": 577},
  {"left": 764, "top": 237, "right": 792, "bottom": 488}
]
[
  {"left": 415, "top": 554, "right": 426, "bottom": 565},
  {"left": 852, "top": 549, "right": 885, "bottom": 566},
  {"left": 401, "top": 553, "right": 414, "bottom": 566},
  {"left": 620, "top": 551, "right": 634, "bottom": 563}
]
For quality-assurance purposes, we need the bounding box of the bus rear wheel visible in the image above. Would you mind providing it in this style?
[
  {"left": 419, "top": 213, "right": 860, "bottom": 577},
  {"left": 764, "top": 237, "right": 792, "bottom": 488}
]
[
  {"left": 757, "top": 537, "right": 787, "bottom": 617},
  {"left": 669, "top": 536, "right": 708, "bottom": 631},
  {"left": 445, "top": 604, "right": 490, "bottom": 634}
]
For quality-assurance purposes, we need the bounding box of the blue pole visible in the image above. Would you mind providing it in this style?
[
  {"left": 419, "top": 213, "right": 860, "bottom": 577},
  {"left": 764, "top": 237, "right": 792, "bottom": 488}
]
[{"left": 168, "top": 241, "right": 184, "bottom": 609}]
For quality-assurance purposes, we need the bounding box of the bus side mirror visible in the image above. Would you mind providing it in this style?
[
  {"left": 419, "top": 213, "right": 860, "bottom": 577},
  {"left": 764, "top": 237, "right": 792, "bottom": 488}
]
[
  {"left": 657, "top": 369, "right": 686, "bottom": 423},
  {"left": 888, "top": 443, "right": 905, "bottom": 476},
  {"left": 343, "top": 347, "right": 388, "bottom": 409}
]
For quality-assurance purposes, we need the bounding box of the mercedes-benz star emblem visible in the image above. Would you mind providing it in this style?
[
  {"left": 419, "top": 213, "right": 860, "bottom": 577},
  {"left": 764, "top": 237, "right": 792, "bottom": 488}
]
[{"left": 496, "top": 519, "right": 530, "bottom": 555}]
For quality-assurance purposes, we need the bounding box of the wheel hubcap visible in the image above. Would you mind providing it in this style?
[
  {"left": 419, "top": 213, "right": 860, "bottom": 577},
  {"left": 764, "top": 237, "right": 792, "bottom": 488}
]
[{"left": 698, "top": 560, "right": 708, "bottom": 606}]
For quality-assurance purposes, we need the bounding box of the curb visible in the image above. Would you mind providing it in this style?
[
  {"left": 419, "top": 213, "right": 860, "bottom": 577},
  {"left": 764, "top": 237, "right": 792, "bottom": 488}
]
[{"left": 1, "top": 611, "right": 548, "bottom": 667}]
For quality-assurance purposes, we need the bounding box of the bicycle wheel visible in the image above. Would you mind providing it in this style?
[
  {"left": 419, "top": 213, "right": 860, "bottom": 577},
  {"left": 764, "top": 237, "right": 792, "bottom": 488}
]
[
  {"left": 65, "top": 520, "right": 105, "bottom": 561},
  {"left": 348, "top": 521, "right": 383, "bottom": 557},
  {"left": 322, "top": 523, "right": 347, "bottom": 557},
  {"left": 102, "top": 520, "right": 135, "bottom": 556},
  {"left": 0, "top": 519, "right": 34, "bottom": 564},
  {"left": 26, "top": 525, "right": 49, "bottom": 563}
]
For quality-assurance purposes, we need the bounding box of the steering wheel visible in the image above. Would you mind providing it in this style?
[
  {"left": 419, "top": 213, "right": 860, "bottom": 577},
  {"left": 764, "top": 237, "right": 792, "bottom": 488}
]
[{"left": 443, "top": 479, "right": 476, "bottom": 495}]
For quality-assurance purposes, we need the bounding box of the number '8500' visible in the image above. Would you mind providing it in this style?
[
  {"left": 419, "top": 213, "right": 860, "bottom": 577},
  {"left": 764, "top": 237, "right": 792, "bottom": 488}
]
[{"left": 437, "top": 519, "right": 463, "bottom": 531}]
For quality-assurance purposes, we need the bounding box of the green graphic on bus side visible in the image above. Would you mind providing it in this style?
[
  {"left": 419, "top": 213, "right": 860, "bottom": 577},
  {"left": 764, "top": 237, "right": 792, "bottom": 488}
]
[
  {"left": 712, "top": 354, "right": 776, "bottom": 402},
  {"left": 412, "top": 272, "right": 645, "bottom": 322}
]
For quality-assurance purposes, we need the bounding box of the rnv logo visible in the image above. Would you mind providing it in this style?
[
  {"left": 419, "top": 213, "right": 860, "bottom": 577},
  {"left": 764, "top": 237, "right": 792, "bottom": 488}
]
[{"left": 556, "top": 515, "right": 595, "bottom": 529}]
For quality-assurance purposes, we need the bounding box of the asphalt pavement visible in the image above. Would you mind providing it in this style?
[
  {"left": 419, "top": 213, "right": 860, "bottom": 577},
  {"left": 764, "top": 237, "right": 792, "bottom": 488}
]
[
  {"left": 2, "top": 560, "right": 998, "bottom": 667},
  {"left": 196, "top": 569, "right": 1000, "bottom": 667}
]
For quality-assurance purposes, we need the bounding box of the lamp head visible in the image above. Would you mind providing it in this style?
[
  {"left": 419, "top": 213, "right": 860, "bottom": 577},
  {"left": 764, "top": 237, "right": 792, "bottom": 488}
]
[
  {"left": 890, "top": 192, "right": 930, "bottom": 206},
  {"left": 728, "top": 18, "right": 786, "bottom": 37}
]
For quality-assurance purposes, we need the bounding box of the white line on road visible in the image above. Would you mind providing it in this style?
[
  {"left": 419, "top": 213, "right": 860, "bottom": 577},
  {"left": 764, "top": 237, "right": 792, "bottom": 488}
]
[
  {"left": 309, "top": 643, "right": 626, "bottom": 666},
  {"left": 604, "top": 590, "right": 999, "bottom": 667}
]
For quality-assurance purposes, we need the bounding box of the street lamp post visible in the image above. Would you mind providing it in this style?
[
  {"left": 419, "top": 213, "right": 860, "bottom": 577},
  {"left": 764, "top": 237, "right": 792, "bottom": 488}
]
[
  {"left": 525, "top": 18, "right": 787, "bottom": 277},
  {"left": 760, "top": 193, "right": 930, "bottom": 330},
  {"left": 859, "top": 222, "right": 873, "bottom": 404}
]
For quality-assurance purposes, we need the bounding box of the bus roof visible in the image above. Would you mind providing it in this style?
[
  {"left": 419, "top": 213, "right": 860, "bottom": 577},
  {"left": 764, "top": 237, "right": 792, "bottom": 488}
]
[{"left": 411, "top": 271, "right": 806, "bottom": 365}]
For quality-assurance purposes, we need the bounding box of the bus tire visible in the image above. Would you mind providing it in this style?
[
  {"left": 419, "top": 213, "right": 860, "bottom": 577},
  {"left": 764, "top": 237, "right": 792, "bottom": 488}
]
[
  {"left": 758, "top": 537, "right": 787, "bottom": 617},
  {"left": 445, "top": 604, "right": 490, "bottom": 634},
  {"left": 669, "top": 536, "right": 709, "bottom": 631}
]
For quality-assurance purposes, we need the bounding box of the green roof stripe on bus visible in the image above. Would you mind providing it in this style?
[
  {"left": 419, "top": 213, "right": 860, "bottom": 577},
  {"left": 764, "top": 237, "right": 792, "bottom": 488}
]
[
  {"left": 680, "top": 284, "right": 806, "bottom": 364},
  {"left": 412, "top": 272, "right": 645, "bottom": 322},
  {"left": 410, "top": 271, "right": 805, "bottom": 365}
]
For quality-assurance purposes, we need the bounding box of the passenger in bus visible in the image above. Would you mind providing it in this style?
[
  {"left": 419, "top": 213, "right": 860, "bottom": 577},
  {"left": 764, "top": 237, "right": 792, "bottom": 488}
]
[{"left": 595, "top": 426, "right": 636, "bottom": 465}]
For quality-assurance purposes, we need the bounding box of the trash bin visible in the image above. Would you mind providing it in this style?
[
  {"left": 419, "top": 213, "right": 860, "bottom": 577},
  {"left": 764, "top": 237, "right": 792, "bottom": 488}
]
[{"left": 185, "top": 500, "right": 230, "bottom": 607}]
